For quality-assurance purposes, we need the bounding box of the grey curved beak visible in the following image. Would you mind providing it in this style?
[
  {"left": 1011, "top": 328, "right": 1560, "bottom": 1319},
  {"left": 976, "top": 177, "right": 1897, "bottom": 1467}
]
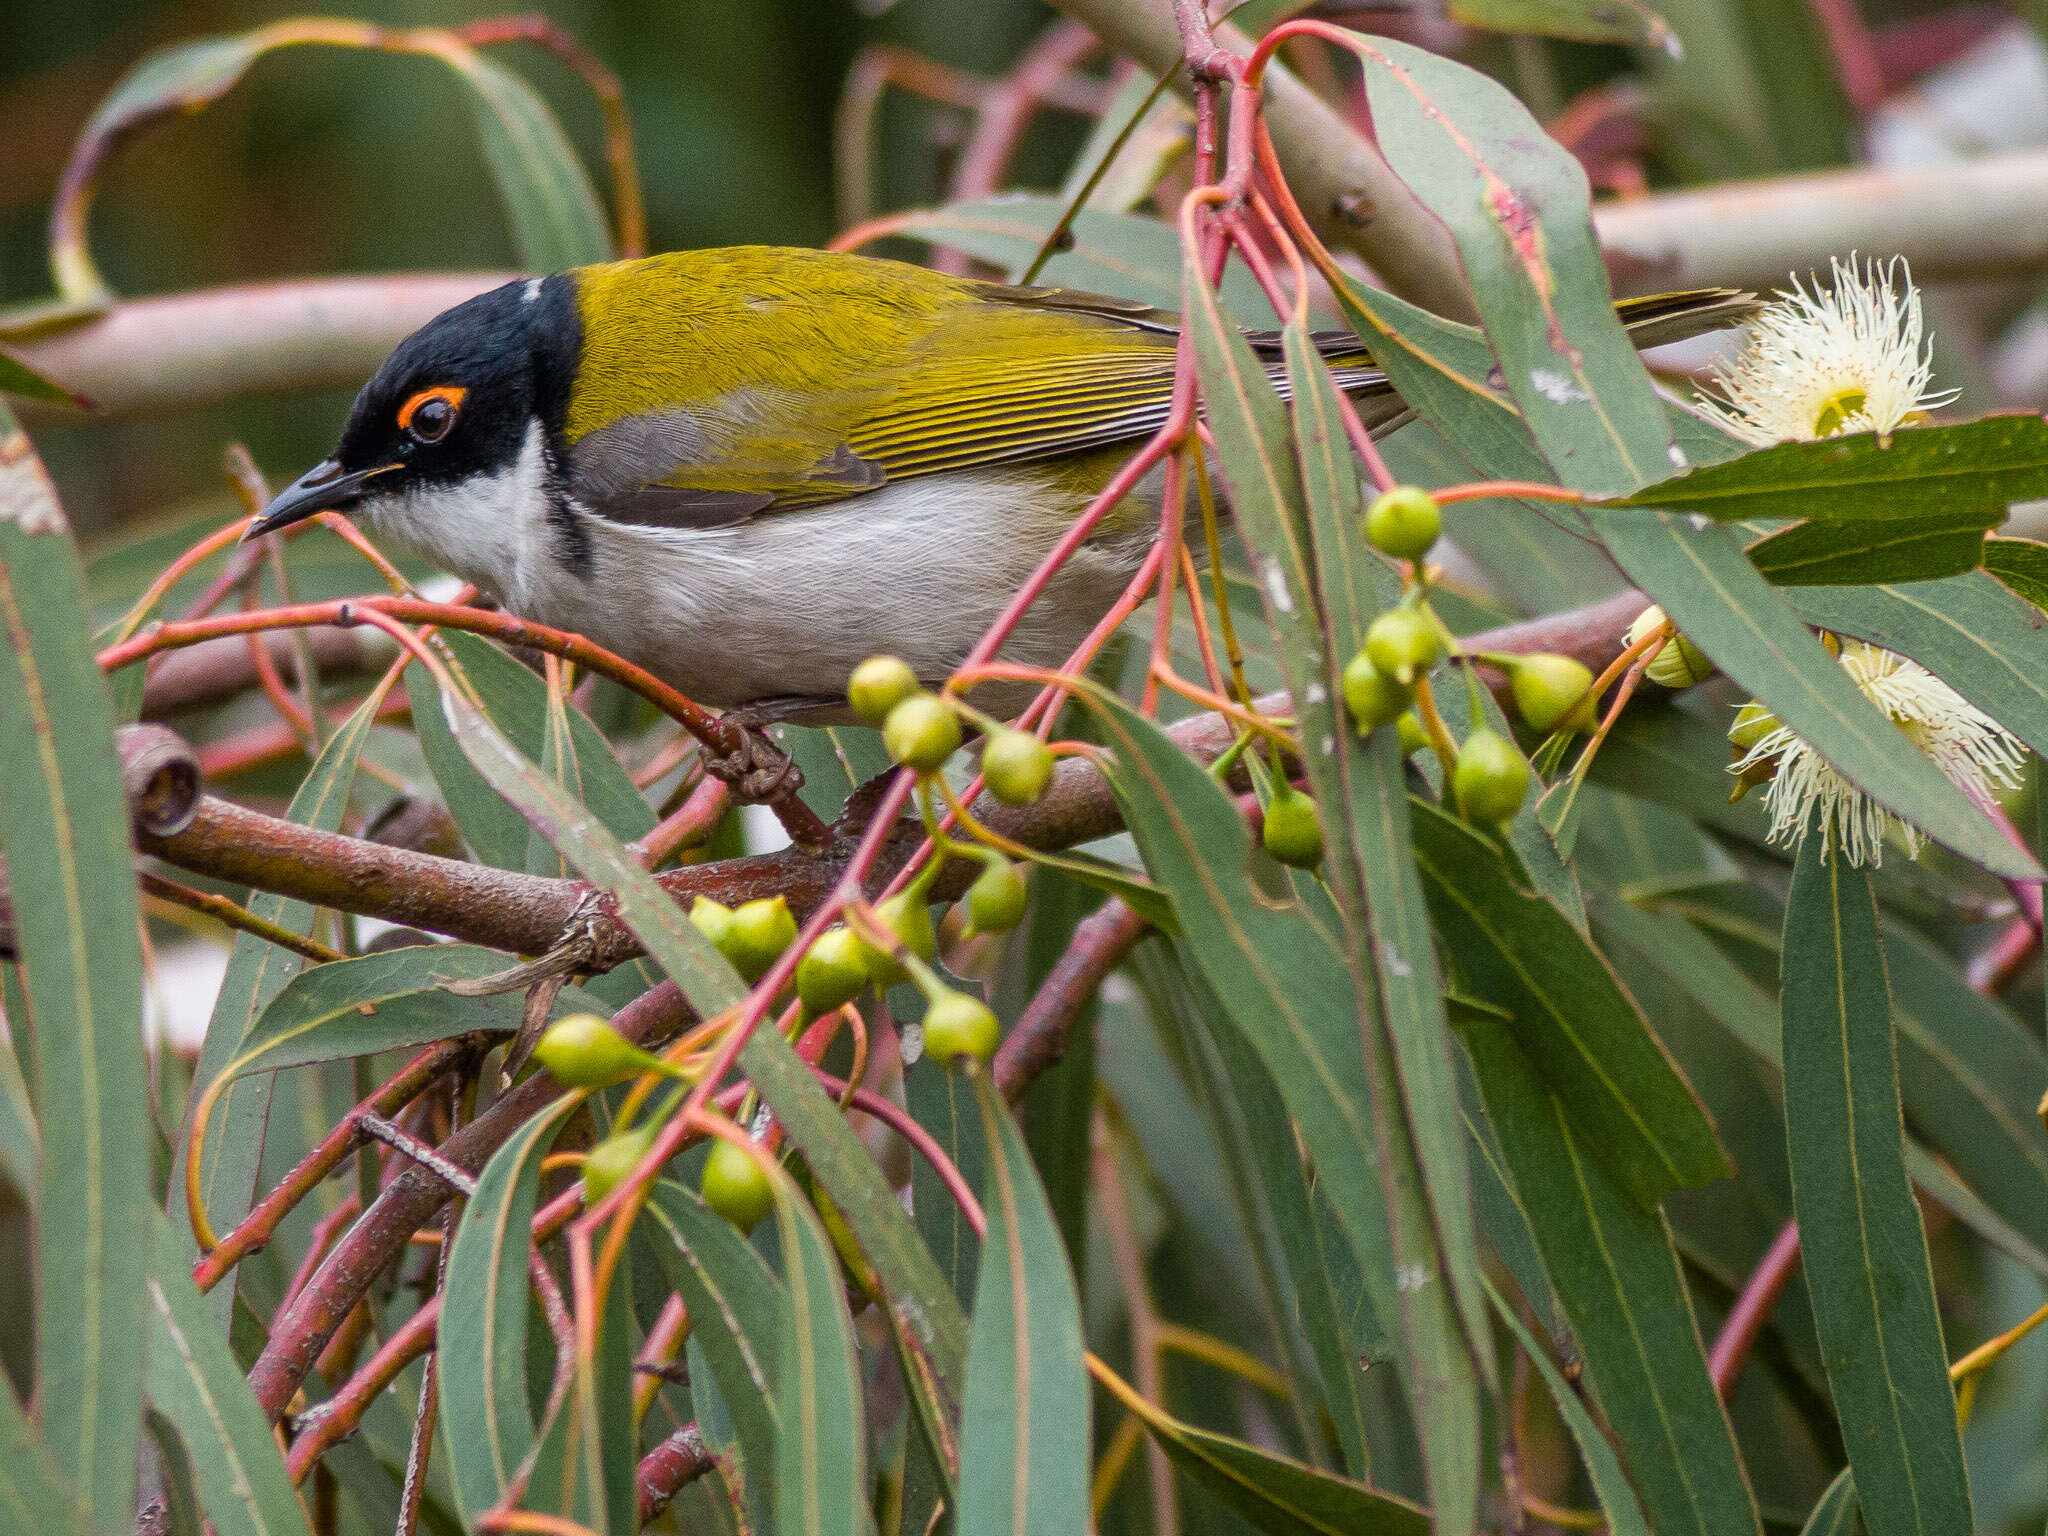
[{"left": 242, "top": 459, "right": 393, "bottom": 541}]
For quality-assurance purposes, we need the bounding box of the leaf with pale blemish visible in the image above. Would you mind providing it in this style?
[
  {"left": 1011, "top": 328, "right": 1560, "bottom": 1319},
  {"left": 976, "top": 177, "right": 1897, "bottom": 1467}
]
[{"left": 1329, "top": 29, "right": 1677, "bottom": 495}]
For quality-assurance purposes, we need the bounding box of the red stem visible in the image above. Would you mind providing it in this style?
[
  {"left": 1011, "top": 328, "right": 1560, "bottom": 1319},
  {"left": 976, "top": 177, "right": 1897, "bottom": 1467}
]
[{"left": 1708, "top": 1219, "right": 1802, "bottom": 1400}]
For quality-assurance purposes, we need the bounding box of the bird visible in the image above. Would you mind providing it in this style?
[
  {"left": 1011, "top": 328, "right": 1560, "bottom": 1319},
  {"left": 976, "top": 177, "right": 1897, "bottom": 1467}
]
[{"left": 249, "top": 245, "right": 1747, "bottom": 726}]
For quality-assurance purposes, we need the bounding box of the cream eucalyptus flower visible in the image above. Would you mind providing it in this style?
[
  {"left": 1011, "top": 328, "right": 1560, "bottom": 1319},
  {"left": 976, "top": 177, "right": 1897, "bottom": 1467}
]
[
  {"left": 1731, "top": 642, "right": 2024, "bottom": 867},
  {"left": 1694, "top": 256, "right": 1956, "bottom": 447}
]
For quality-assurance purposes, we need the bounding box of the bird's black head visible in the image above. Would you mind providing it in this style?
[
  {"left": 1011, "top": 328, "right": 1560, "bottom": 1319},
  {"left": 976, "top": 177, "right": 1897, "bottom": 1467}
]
[{"left": 248, "top": 275, "right": 580, "bottom": 539}]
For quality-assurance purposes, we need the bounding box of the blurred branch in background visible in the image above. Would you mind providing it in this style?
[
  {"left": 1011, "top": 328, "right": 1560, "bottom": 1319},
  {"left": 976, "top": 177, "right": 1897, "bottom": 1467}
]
[{"left": 18, "top": 142, "right": 2048, "bottom": 419}]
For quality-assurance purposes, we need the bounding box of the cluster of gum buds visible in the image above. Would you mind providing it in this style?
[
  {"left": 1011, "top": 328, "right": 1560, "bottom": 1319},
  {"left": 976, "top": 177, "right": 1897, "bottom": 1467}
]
[
  {"left": 505, "top": 659, "right": 1062, "bottom": 1234},
  {"left": 1338, "top": 483, "right": 1602, "bottom": 827}
]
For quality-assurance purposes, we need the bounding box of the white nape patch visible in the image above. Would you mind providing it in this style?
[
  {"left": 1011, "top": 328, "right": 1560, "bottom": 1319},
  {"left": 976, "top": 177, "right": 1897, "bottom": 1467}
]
[
  {"left": 359, "top": 417, "right": 552, "bottom": 602},
  {"left": 523, "top": 278, "right": 544, "bottom": 303}
]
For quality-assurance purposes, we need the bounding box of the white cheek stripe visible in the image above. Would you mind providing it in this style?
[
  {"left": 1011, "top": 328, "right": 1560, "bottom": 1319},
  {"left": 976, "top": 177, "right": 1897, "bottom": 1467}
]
[{"left": 359, "top": 417, "right": 553, "bottom": 601}]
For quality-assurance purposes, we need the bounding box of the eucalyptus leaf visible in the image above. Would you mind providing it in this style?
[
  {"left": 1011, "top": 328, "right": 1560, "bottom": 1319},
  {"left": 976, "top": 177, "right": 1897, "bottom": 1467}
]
[
  {"left": 0, "top": 409, "right": 149, "bottom": 1536},
  {"left": 1780, "top": 838, "right": 1973, "bottom": 1536}
]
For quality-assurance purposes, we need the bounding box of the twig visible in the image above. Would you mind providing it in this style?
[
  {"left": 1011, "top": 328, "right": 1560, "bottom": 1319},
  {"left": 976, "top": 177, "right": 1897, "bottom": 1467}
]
[
  {"left": 357, "top": 1113, "right": 481, "bottom": 1196},
  {"left": 1095, "top": 1107, "right": 1178, "bottom": 1536},
  {"left": 635, "top": 1423, "right": 715, "bottom": 1524},
  {"left": 247, "top": 981, "right": 692, "bottom": 1418},
  {"left": 994, "top": 897, "right": 1148, "bottom": 1102},
  {"left": 1707, "top": 1219, "right": 1801, "bottom": 1400}
]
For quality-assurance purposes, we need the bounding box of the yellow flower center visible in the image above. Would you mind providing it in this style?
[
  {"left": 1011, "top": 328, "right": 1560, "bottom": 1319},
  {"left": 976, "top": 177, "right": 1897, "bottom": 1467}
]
[{"left": 1811, "top": 388, "right": 1867, "bottom": 437}]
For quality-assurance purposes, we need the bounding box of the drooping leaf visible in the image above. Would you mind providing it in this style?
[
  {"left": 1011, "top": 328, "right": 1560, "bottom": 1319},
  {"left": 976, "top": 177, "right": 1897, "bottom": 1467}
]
[
  {"left": 1154, "top": 946, "right": 1386, "bottom": 1476},
  {"left": 440, "top": 1098, "right": 578, "bottom": 1525},
  {"left": 1337, "top": 31, "right": 1677, "bottom": 494},
  {"left": 1746, "top": 515, "right": 1993, "bottom": 586},
  {"left": 1459, "top": 1017, "right": 1762, "bottom": 1536},
  {"left": 643, "top": 1182, "right": 784, "bottom": 1531},
  {"left": 1606, "top": 415, "right": 2048, "bottom": 523},
  {"left": 1281, "top": 324, "right": 1497, "bottom": 1386},
  {"left": 957, "top": 1068, "right": 1089, "bottom": 1536},
  {"left": 435, "top": 46, "right": 613, "bottom": 270},
  {"left": 1194, "top": 270, "right": 1494, "bottom": 1417},
  {"left": 1583, "top": 506, "right": 2033, "bottom": 877},
  {"left": 1780, "top": 836, "right": 1973, "bottom": 1536},
  {"left": 412, "top": 629, "right": 653, "bottom": 869},
  {"left": 54, "top": 29, "right": 609, "bottom": 304},
  {"left": 740, "top": 1025, "right": 970, "bottom": 1431},
  {"left": 768, "top": 1159, "right": 872, "bottom": 1536},
  {"left": 1077, "top": 683, "right": 1482, "bottom": 1527},
  {"left": 1486, "top": 1280, "right": 1652, "bottom": 1536},
  {"left": 171, "top": 683, "right": 390, "bottom": 1302},
  {"left": 0, "top": 1378, "right": 87, "bottom": 1536},
  {"left": 1410, "top": 802, "right": 1728, "bottom": 1207},
  {"left": 216, "top": 945, "right": 591, "bottom": 1085},
  {"left": 0, "top": 408, "right": 149, "bottom": 1536},
  {"left": 145, "top": 1215, "right": 310, "bottom": 1536},
  {"left": 1099, "top": 1368, "right": 1431, "bottom": 1536}
]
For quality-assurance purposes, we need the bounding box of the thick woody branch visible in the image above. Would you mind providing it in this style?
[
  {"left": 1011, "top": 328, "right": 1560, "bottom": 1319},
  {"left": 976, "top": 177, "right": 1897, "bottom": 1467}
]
[
  {"left": 1592, "top": 149, "right": 2048, "bottom": 296},
  {"left": 0, "top": 583, "right": 1645, "bottom": 964},
  {"left": 14, "top": 141, "right": 2048, "bottom": 423},
  {"left": 8, "top": 274, "right": 509, "bottom": 421}
]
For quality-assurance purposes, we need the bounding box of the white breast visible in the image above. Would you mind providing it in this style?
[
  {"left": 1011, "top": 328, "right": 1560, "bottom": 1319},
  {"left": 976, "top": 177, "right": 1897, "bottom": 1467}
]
[
  {"left": 534, "top": 466, "right": 1156, "bottom": 709},
  {"left": 365, "top": 440, "right": 1158, "bottom": 712}
]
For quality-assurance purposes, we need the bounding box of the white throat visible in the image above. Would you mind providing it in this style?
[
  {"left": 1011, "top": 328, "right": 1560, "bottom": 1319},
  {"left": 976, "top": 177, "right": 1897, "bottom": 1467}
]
[{"left": 358, "top": 417, "right": 554, "bottom": 601}]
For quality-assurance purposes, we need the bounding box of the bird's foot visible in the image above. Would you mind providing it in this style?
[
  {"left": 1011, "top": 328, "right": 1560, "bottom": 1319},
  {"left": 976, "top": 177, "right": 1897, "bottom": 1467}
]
[{"left": 704, "top": 713, "right": 806, "bottom": 804}]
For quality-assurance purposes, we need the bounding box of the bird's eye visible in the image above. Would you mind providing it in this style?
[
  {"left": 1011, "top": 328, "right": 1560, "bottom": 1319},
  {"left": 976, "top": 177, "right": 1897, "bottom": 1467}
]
[{"left": 398, "top": 385, "right": 466, "bottom": 444}]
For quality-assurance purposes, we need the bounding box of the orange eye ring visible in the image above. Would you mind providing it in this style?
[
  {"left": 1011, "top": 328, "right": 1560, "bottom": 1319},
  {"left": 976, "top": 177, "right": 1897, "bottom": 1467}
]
[{"left": 398, "top": 384, "right": 466, "bottom": 441}]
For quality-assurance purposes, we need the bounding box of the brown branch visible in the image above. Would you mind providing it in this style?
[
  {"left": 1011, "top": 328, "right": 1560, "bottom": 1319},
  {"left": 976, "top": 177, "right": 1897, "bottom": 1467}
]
[
  {"left": 994, "top": 897, "right": 1149, "bottom": 1102},
  {"left": 247, "top": 979, "right": 693, "bottom": 1418},
  {"left": 222, "top": 585, "right": 1649, "bottom": 1423},
  {"left": 636, "top": 1423, "right": 716, "bottom": 1525},
  {"left": 8, "top": 275, "right": 511, "bottom": 421}
]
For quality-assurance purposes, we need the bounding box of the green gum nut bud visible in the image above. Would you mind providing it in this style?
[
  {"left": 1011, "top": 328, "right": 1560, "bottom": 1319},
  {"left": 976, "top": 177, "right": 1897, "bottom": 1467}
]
[
  {"left": 797, "top": 925, "right": 869, "bottom": 1016},
  {"left": 1365, "top": 484, "right": 1442, "bottom": 561},
  {"left": 861, "top": 890, "right": 936, "bottom": 985},
  {"left": 1453, "top": 728, "right": 1531, "bottom": 825},
  {"left": 1510, "top": 654, "right": 1597, "bottom": 734},
  {"left": 1262, "top": 786, "right": 1325, "bottom": 869},
  {"left": 701, "top": 1138, "right": 776, "bottom": 1232},
  {"left": 923, "top": 990, "right": 1001, "bottom": 1065},
  {"left": 1364, "top": 608, "right": 1443, "bottom": 687},
  {"left": 848, "top": 655, "right": 920, "bottom": 723},
  {"left": 983, "top": 729, "right": 1055, "bottom": 806},
  {"left": 1625, "top": 603, "right": 1713, "bottom": 689},
  {"left": 583, "top": 1122, "right": 660, "bottom": 1205},
  {"left": 968, "top": 858, "right": 1029, "bottom": 933},
  {"left": 1342, "top": 649, "right": 1412, "bottom": 734},
  {"left": 725, "top": 895, "right": 798, "bottom": 983},
  {"left": 1397, "top": 712, "right": 1428, "bottom": 755},
  {"left": 1727, "top": 700, "right": 1782, "bottom": 754},
  {"left": 883, "top": 691, "right": 963, "bottom": 773},
  {"left": 531, "top": 1012, "right": 658, "bottom": 1089},
  {"left": 689, "top": 897, "right": 734, "bottom": 952}
]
